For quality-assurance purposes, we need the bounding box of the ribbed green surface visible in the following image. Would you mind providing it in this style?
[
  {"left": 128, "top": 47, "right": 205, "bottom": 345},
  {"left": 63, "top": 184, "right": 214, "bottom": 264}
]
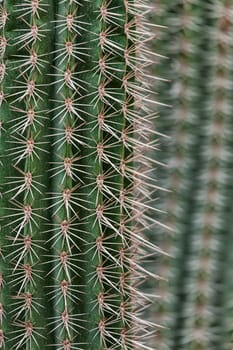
[
  {"left": 0, "top": 1, "right": 158, "bottom": 349},
  {"left": 151, "top": 1, "right": 208, "bottom": 348},
  {"left": 152, "top": 1, "right": 233, "bottom": 349},
  {"left": 0, "top": 0, "right": 55, "bottom": 348}
]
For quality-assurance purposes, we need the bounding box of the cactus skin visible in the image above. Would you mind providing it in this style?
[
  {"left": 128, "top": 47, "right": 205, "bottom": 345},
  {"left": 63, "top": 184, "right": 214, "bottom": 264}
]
[
  {"left": 0, "top": 1, "right": 158, "bottom": 349},
  {"left": 0, "top": 1, "right": 56, "bottom": 348},
  {"left": 152, "top": 1, "right": 233, "bottom": 350}
]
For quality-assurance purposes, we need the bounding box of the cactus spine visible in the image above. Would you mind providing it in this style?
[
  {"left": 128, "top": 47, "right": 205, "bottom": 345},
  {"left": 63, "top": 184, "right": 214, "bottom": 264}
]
[{"left": 0, "top": 1, "right": 158, "bottom": 349}]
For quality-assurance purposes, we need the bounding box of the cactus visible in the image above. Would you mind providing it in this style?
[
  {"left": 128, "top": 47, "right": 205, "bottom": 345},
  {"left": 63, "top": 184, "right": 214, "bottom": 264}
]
[
  {"left": 152, "top": 1, "right": 233, "bottom": 349},
  {"left": 0, "top": 1, "right": 159, "bottom": 349},
  {"left": 149, "top": 1, "right": 207, "bottom": 348}
]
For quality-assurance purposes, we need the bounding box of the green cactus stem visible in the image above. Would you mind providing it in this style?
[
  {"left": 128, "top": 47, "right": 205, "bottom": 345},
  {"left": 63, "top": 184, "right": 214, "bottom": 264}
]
[
  {"left": 152, "top": 1, "right": 233, "bottom": 350},
  {"left": 0, "top": 0, "right": 55, "bottom": 347},
  {"left": 150, "top": 1, "right": 208, "bottom": 348},
  {"left": 181, "top": 2, "right": 233, "bottom": 349},
  {"left": 0, "top": 1, "right": 159, "bottom": 349}
]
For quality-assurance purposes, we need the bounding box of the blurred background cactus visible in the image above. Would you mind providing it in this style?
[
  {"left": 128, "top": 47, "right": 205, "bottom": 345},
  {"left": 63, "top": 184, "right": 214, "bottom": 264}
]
[
  {"left": 151, "top": 1, "right": 233, "bottom": 350},
  {"left": 0, "top": 1, "right": 159, "bottom": 349}
]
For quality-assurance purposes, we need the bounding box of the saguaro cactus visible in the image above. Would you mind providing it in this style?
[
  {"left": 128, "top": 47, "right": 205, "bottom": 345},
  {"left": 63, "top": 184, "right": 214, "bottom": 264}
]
[{"left": 0, "top": 1, "right": 159, "bottom": 349}]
